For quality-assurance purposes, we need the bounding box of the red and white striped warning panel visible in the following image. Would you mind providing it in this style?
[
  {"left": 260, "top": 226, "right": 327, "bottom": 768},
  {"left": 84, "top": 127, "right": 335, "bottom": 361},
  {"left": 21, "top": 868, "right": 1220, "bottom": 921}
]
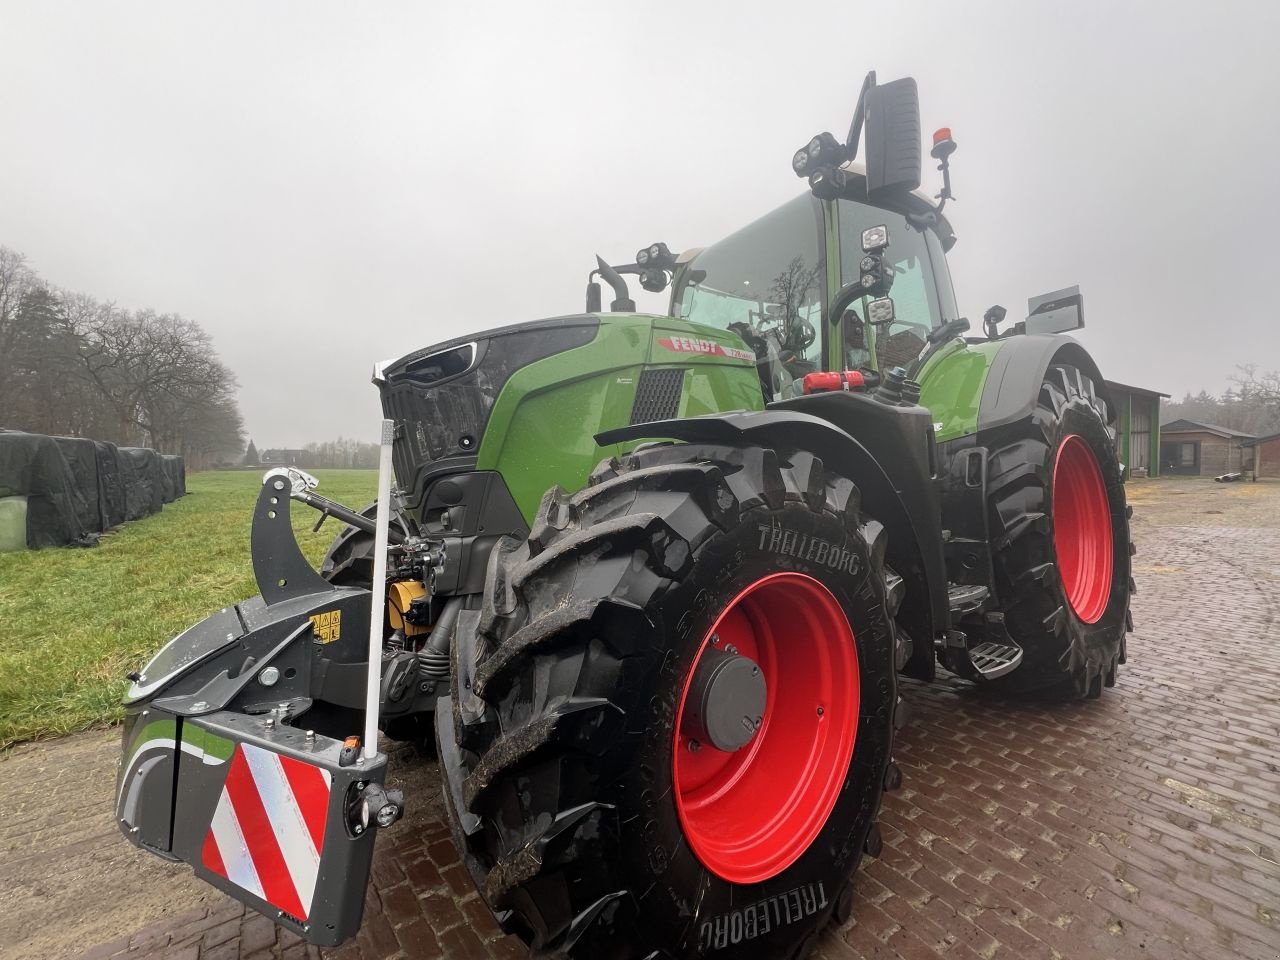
[{"left": 201, "top": 743, "right": 332, "bottom": 920}]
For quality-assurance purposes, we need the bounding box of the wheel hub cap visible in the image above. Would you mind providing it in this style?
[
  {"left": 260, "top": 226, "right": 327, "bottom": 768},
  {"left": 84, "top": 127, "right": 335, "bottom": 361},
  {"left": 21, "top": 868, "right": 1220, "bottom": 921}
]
[{"left": 681, "top": 646, "right": 767, "bottom": 753}]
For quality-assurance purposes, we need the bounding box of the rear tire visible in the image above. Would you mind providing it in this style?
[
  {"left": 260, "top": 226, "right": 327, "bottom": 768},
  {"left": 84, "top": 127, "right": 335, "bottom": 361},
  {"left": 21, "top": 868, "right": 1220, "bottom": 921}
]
[
  {"left": 438, "top": 443, "right": 899, "bottom": 959},
  {"left": 980, "top": 364, "right": 1133, "bottom": 699}
]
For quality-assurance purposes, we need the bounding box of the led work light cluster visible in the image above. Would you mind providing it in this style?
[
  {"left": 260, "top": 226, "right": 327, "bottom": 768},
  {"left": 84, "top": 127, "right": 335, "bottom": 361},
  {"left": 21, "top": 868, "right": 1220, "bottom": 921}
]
[
  {"left": 791, "top": 132, "right": 850, "bottom": 200},
  {"left": 635, "top": 241, "right": 676, "bottom": 293},
  {"left": 859, "top": 225, "right": 896, "bottom": 324}
]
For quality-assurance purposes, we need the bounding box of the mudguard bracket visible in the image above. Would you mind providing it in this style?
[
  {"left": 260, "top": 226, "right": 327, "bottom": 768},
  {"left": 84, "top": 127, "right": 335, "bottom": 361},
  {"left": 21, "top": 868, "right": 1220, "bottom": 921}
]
[{"left": 252, "top": 475, "right": 337, "bottom": 605}]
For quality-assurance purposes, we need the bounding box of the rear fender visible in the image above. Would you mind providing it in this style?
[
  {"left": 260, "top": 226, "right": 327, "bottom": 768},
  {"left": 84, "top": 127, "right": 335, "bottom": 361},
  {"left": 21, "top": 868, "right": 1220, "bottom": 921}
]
[{"left": 978, "top": 335, "right": 1114, "bottom": 431}]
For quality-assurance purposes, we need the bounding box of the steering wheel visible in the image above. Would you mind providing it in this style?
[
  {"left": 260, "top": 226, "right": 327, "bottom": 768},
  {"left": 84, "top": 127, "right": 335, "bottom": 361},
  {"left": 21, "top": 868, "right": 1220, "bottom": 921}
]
[{"left": 784, "top": 316, "right": 817, "bottom": 354}]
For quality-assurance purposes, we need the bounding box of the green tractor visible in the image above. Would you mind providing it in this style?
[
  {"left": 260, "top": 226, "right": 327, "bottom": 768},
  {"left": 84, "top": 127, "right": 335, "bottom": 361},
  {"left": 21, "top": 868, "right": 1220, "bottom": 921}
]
[{"left": 115, "top": 72, "right": 1131, "bottom": 960}]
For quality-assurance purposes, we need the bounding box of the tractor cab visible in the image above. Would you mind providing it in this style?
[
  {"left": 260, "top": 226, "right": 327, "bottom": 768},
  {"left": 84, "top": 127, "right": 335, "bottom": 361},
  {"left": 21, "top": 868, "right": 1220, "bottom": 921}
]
[{"left": 668, "top": 171, "right": 959, "bottom": 400}]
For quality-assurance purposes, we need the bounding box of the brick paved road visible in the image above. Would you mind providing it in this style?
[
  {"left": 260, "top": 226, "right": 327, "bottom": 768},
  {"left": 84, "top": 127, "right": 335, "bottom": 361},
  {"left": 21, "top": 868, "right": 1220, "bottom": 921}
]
[{"left": 76, "top": 491, "right": 1280, "bottom": 960}]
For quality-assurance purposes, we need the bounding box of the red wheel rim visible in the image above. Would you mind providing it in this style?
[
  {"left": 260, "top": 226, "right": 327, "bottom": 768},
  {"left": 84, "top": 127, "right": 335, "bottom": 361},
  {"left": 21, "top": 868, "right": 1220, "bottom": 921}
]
[
  {"left": 673, "top": 572, "right": 859, "bottom": 884},
  {"left": 1052, "top": 435, "right": 1114, "bottom": 624}
]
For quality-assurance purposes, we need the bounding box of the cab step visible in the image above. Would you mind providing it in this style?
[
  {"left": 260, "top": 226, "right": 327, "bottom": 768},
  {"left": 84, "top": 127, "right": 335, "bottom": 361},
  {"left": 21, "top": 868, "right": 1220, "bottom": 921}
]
[
  {"left": 947, "top": 583, "right": 989, "bottom": 616},
  {"left": 936, "top": 611, "right": 1024, "bottom": 681},
  {"left": 966, "top": 640, "right": 1023, "bottom": 678}
]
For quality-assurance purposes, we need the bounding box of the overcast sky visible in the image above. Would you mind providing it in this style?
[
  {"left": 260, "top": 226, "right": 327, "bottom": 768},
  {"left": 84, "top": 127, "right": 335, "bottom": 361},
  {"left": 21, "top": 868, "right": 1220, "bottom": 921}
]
[{"left": 3, "top": 1, "right": 1278, "bottom": 447}]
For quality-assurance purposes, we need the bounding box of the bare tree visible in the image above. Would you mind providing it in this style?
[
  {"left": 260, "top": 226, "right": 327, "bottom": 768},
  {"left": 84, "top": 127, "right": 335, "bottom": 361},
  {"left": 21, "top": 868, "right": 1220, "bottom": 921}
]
[
  {"left": 1163, "top": 365, "right": 1280, "bottom": 436},
  {"left": 1231, "top": 365, "right": 1280, "bottom": 432},
  {"left": 0, "top": 244, "right": 246, "bottom": 464},
  {"left": 0, "top": 247, "right": 39, "bottom": 418},
  {"left": 301, "top": 437, "right": 380, "bottom": 469}
]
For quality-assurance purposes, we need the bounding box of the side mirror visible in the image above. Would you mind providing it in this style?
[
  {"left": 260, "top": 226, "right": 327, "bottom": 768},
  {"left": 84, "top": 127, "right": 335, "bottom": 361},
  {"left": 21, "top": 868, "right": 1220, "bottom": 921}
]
[
  {"left": 865, "top": 78, "right": 922, "bottom": 202},
  {"left": 983, "top": 304, "right": 1007, "bottom": 339},
  {"left": 1026, "top": 286, "right": 1085, "bottom": 335}
]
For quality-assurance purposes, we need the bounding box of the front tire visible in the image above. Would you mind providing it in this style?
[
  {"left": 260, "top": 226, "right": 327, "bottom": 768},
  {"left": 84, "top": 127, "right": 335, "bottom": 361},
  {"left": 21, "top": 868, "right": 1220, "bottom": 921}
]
[
  {"left": 319, "top": 502, "right": 415, "bottom": 589},
  {"left": 439, "top": 443, "right": 899, "bottom": 959},
  {"left": 981, "top": 364, "right": 1133, "bottom": 699}
]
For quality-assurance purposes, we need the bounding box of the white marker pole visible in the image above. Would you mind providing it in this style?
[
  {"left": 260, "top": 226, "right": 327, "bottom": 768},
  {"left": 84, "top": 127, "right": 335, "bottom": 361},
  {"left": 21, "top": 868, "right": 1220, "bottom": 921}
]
[{"left": 363, "top": 419, "right": 395, "bottom": 761}]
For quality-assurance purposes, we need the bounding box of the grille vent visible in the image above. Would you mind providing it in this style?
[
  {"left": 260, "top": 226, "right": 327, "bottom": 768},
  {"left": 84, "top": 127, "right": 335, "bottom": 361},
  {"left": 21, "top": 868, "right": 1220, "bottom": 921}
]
[{"left": 629, "top": 368, "right": 685, "bottom": 425}]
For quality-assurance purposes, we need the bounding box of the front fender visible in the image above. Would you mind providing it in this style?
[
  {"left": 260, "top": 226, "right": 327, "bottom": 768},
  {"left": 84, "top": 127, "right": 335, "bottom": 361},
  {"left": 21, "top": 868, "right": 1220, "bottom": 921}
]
[{"left": 599, "top": 406, "right": 946, "bottom": 680}]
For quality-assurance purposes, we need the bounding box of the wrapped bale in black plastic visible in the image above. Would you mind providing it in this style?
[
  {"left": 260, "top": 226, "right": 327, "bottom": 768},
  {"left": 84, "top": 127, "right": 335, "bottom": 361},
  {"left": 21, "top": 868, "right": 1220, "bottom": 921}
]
[
  {"left": 158, "top": 454, "right": 177, "bottom": 503},
  {"left": 94, "top": 441, "right": 126, "bottom": 528},
  {"left": 117, "top": 449, "right": 142, "bottom": 521},
  {"left": 161, "top": 455, "right": 186, "bottom": 499},
  {"left": 119, "top": 447, "right": 165, "bottom": 519},
  {"left": 53, "top": 436, "right": 104, "bottom": 534},
  {"left": 0, "top": 431, "right": 96, "bottom": 548}
]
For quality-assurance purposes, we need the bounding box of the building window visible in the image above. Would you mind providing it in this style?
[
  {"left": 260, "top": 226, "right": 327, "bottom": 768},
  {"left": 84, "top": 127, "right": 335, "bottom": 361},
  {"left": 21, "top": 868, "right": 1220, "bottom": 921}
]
[{"left": 1180, "top": 443, "right": 1196, "bottom": 465}]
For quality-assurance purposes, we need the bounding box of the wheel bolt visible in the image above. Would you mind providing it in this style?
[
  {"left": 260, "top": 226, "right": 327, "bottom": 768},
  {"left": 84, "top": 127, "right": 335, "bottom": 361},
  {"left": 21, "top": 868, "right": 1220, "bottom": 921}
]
[
  {"left": 816, "top": 705, "right": 825, "bottom": 716},
  {"left": 688, "top": 739, "right": 701, "bottom": 753}
]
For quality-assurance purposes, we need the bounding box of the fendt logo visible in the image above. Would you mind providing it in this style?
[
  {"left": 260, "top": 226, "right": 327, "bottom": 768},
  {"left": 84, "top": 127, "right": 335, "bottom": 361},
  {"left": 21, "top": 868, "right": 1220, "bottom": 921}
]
[{"left": 656, "top": 336, "right": 755, "bottom": 363}]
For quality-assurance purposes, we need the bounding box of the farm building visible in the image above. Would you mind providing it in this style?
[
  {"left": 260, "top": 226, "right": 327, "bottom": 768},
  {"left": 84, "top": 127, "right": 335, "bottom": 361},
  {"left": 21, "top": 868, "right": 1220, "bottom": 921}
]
[
  {"left": 1159, "top": 419, "right": 1255, "bottom": 477},
  {"left": 1242, "top": 432, "right": 1280, "bottom": 479},
  {"left": 1104, "top": 380, "right": 1168, "bottom": 478},
  {"left": 260, "top": 448, "right": 306, "bottom": 466}
]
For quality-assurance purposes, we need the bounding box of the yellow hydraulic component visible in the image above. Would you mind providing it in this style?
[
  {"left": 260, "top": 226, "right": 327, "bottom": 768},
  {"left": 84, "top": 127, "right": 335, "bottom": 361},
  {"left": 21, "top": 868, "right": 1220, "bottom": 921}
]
[{"left": 387, "top": 580, "right": 431, "bottom": 637}]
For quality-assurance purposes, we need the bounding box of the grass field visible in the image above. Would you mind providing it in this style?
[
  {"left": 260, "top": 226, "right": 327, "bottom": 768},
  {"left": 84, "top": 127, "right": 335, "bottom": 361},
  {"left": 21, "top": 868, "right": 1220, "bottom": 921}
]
[{"left": 0, "top": 470, "right": 376, "bottom": 747}]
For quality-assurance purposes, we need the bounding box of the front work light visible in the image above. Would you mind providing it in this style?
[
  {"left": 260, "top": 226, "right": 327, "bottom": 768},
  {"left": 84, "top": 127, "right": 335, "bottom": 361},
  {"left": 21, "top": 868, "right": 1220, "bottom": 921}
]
[
  {"left": 861, "top": 225, "right": 889, "bottom": 253},
  {"left": 867, "top": 297, "right": 896, "bottom": 325}
]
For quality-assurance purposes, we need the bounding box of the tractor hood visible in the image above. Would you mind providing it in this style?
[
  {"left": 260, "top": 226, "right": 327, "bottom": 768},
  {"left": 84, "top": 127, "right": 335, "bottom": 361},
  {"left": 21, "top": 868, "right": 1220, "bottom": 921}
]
[
  {"left": 372, "top": 315, "right": 600, "bottom": 511},
  {"left": 370, "top": 312, "right": 767, "bottom": 530}
]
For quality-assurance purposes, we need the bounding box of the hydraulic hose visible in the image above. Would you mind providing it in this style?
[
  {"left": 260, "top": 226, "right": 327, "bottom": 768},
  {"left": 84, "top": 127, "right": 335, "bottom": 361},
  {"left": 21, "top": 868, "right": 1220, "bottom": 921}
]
[{"left": 419, "top": 596, "right": 462, "bottom": 680}]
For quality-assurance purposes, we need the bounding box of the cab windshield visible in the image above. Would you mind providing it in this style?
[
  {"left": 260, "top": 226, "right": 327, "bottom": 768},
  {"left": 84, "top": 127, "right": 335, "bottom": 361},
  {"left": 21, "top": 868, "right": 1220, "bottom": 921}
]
[
  {"left": 672, "top": 191, "right": 958, "bottom": 381},
  {"left": 672, "top": 195, "right": 824, "bottom": 398}
]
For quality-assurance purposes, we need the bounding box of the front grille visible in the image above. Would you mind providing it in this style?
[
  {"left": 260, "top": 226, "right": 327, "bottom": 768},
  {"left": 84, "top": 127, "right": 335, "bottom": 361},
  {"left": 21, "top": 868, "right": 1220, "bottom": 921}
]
[{"left": 630, "top": 368, "right": 685, "bottom": 425}]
